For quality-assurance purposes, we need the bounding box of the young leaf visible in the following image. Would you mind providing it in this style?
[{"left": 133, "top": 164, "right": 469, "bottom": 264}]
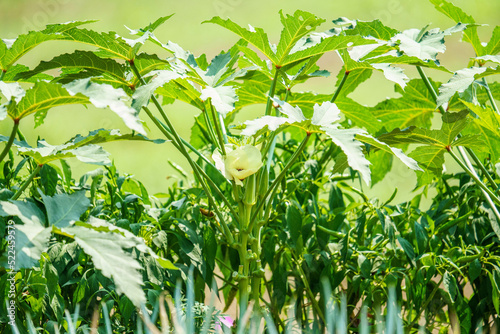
[
  {"left": 275, "top": 10, "right": 325, "bottom": 64},
  {"left": 63, "top": 78, "right": 146, "bottom": 134},
  {"left": 204, "top": 17, "right": 278, "bottom": 65},
  {"left": 429, "top": 0, "right": 484, "bottom": 56}
]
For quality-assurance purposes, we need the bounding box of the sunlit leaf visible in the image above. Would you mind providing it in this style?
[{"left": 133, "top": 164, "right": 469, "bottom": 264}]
[
  {"left": 200, "top": 85, "right": 238, "bottom": 116},
  {"left": 132, "top": 70, "right": 182, "bottom": 111},
  {"left": 276, "top": 10, "right": 325, "bottom": 64},
  {"left": 204, "top": 16, "right": 278, "bottom": 64},
  {"left": 0, "top": 21, "right": 93, "bottom": 71},
  {"left": 323, "top": 126, "right": 371, "bottom": 185},
  {"left": 2, "top": 64, "right": 53, "bottom": 83},
  {"left": 371, "top": 63, "right": 409, "bottom": 88},
  {"left": 14, "top": 50, "right": 128, "bottom": 85},
  {"left": 18, "top": 140, "right": 111, "bottom": 166},
  {"left": 60, "top": 28, "right": 133, "bottom": 60},
  {"left": 63, "top": 78, "right": 145, "bottom": 134},
  {"left": 371, "top": 79, "right": 438, "bottom": 131},
  {"left": 391, "top": 23, "right": 466, "bottom": 61},
  {"left": 429, "top": 0, "right": 484, "bottom": 56},
  {"left": 12, "top": 81, "right": 88, "bottom": 125},
  {"left": 436, "top": 67, "right": 486, "bottom": 108}
]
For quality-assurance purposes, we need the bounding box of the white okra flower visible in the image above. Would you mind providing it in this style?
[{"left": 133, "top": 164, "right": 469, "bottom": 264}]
[{"left": 212, "top": 144, "right": 263, "bottom": 186}]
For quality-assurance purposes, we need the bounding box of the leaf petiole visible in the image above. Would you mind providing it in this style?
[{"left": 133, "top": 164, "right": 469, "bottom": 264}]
[
  {"left": 0, "top": 119, "right": 20, "bottom": 164},
  {"left": 12, "top": 164, "right": 41, "bottom": 200}
]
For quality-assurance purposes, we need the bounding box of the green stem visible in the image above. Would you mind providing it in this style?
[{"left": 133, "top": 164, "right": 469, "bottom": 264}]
[
  {"left": 448, "top": 147, "right": 500, "bottom": 206},
  {"left": 418, "top": 66, "right": 499, "bottom": 197},
  {"left": 409, "top": 276, "right": 443, "bottom": 328},
  {"left": 416, "top": 66, "right": 445, "bottom": 113},
  {"left": 265, "top": 68, "right": 281, "bottom": 116},
  {"left": 208, "top": 101, "right": 226, "bottom": 155},
  {"left": 143, "top": 107, "right": 235, "bottom": 243},
  {"left": 464, "top": 147, "right": 498, "bottom": 191},
  {"left": 482, "top": 78, "right": 500, "bottom": 115},
  {"left": 249, "top": 134, "right": 310, "bottom": 230},
  {"left": 144, "top": 107, "right": 224, "bottom": 173},
  {"left": 238, "top": 230, "right": 250, "bottom": 320},
  {"left": 457, "top": 146, "right": 500, "bottom": 239},
  {"left": 0, "top": 119, "right": 20, "bottom": 164},
  {"left": 330, "top": 71, "right": 350, "bottom": 103},
  {"left": 130, "top": 64, "right": 232, "bottom": 242},
  {"left": 193, "top": 163, "right": 239, "bottom": 232},
  {"left": 265, "top": 88, "right": 290, "bottom": 172},
  {"left": 12, "top": 164, "right": 41, "bottom": 200},
  {"left": 0, "top": 70, "right": 5, "bottom": 81},
  {"left": 218, "top": 113, "right": 228, "bottom": 144},
  {"left": 202, "top": 103, "right": 220, "bottom": 151},
  {"left": 293, "top": 255, "right": 326, "bottom": 324}
]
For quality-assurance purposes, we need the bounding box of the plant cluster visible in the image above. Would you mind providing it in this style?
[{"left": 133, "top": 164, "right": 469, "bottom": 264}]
[{"left": 1, "top": 0, "right": 500, "bottom": 332}]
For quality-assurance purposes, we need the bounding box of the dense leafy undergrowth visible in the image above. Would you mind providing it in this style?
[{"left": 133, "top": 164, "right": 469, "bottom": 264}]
[{"left": 1, "top": 0, "right": 500, "bottom": 332}]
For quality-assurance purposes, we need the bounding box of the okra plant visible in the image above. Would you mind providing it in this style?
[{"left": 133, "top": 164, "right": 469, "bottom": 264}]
[{"left": 1, "top": 0, "right": 500, "bottom": 332}]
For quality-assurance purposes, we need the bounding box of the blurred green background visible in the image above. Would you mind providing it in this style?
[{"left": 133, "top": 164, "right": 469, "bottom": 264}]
[{"left": 0, "top": 0, "right": 499, "bottom": 201}]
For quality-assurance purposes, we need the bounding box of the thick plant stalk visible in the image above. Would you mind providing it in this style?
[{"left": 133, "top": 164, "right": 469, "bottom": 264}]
[
  {"left": 11, "top": 164, "right": 41, "bottom": 200},
  {"left": 0, "top": 120, "right": 20, "bottom": 164}
]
